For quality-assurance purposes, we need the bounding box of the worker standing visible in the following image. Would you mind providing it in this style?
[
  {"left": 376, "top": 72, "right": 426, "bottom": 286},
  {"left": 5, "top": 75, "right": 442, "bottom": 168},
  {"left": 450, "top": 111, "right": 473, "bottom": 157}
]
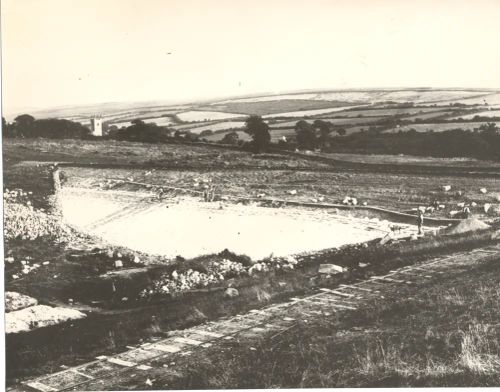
[{"left": 417, "top": 210, "right": 424, "bottom": 235}]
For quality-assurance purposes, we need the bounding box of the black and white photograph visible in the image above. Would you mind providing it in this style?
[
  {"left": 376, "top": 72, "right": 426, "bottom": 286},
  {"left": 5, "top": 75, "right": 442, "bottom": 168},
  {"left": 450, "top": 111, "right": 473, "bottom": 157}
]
[{"left": 2, "top": 0, "right": 500, "bottom": 390}]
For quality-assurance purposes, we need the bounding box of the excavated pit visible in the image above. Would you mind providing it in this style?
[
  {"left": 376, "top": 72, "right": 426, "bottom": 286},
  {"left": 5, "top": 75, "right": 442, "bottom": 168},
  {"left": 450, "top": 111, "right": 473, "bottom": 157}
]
[
  {"left": 59, "top": 187, "right": 402, "bottom": 260},
  {"left": 8, "top": 168, "right": 422, "bottom": 384}
]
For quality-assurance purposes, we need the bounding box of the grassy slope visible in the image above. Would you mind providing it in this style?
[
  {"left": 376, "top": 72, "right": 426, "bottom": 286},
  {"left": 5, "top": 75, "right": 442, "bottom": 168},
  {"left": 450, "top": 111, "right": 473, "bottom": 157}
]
[
  {"left": 151, "top": 252, "right": 500, "bottom": 389},
  {"left": 2, "top": 138, "right": 328, "bottom": 170}
]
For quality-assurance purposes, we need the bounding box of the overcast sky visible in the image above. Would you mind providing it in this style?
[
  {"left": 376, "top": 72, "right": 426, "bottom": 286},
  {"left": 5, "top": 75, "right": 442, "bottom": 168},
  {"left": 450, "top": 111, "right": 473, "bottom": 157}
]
[{"left": 2, "top": 0, "right": 500, "bottom": 114}]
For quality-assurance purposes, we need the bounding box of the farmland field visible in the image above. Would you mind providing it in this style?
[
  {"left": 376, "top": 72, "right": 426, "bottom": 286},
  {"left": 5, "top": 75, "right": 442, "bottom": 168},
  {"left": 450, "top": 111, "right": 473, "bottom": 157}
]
[
  {"left": 186, "top": 121, "right": 246, "bottom": 134},
  {"left": 269, "top": 128, "right": 296, "bottom": 141},
  {"left": 176, "top": 110, "right": 246, "bottom": 122},
  {"left": 205, "top": 112, "right": 494, "bottom": 141},
  {"left": 271, "top": 117, "right": 386, "bottom": 128},
  {"left": 317, "top": 106, "right": 450, "bottom": 118},
  {"left": 213, "top": 89, "right": 486, "bottom": 105},
  {"left": 10, "top": 89, "right": 500, "bottom": 134},
  {"left": 401, "top": 110, "right": 455, "bottom": 121},
  {"left": 215, "top": 93, "right": 321, "bottom": 103},
  {"left": 106, "top": 110, "right": 179, "bottom": 123},
  {"left": 369, "top": 89, "right": 484, "bottom": 103},
  {"left": 169, "top": 122, "right": 216, "bottom": 130},
  {"left": 438, "top": 92, "right": 500, "bottom": 107},
  {"left": 206, "top": 128, "right": 298, "bottom": 142},
  {"left": 330, "top": 89, "right": 484, "bottom": 103},
  {"left": 384, "top": 121, "right": 500, "bottom": 133},
  {"left": 110, "top": 116, "right": 176, "bottom": 128},
  {"left": 7, "top": 101, "right": 191, "bottom": 122},
  {"left": 204, "top": 99, "right": 352, "bottom": 116},
  {"left": 450, "top": 109, "right": 500, "bottom": 120},
  {"left": 204, "top": 130, "right": 251, "bottom": 142},
  {"left": 262, "top": 105, "right": 362, "bottom": 118}
]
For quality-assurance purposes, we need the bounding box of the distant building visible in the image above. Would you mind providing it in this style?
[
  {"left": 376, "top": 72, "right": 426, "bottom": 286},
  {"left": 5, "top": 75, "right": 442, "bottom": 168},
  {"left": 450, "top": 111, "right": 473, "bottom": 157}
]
[{"left": 90, "top": 116, "right": 103, "bottom": 136}]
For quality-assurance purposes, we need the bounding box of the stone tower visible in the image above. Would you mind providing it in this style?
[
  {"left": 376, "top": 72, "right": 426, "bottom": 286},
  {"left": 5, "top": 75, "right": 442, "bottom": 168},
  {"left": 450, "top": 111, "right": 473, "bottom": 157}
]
[{"left": 90, "top": 116, "right": 103, "bottom": 137}]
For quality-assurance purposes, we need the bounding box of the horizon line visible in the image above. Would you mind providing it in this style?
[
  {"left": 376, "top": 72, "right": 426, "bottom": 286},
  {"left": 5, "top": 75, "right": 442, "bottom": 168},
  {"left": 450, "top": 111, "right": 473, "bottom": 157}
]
[{"left": 3, "top": 86, "right": 500, "bottom": 118}]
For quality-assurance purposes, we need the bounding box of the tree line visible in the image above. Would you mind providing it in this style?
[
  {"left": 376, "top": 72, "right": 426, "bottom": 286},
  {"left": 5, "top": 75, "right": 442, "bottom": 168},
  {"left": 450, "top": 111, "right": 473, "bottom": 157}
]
[
  {"left": 1, "top": 113, "right": 274, "bottom": 152},
  {"left": 322, "top": 127, "right": 500, "bottom": 161},
  {"left": 3, "top": 113, "right": 500, "bottom": 161},
  {"left": 2, "top": 114, "right": 91, "bottom": 139}
]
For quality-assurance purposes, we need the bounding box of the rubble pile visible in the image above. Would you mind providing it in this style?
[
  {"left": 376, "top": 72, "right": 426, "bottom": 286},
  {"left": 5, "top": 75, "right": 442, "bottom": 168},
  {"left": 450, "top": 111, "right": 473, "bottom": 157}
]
[
  {"left": 5, "top": 291, "right": 38, "bottom": 312},
  {"left": 139, "top": 269, "right": 220, "bottom": 296},
  {"left": 446, "top": 218, "right": 490, "bottom": 235},
  {"left": 139, "top": 258, "right": 247, "bottom": 297},
  {"left": 4, "top": 188, "right": 74, "bottom": 242},
  {"left": 265, "top": 255, "right": 299, "bottom": 271},
  {"left": 6, "top": 254, "right": 55, "bottom": 280},
  {"left": 209, "top": 258, "right": 247, "bottom": 276},
  {"left": 4, "top": 189, "right": 33, "bottom": 205},
  {"left": 138, "top": 255, "right": 302, "bottom": 299}
]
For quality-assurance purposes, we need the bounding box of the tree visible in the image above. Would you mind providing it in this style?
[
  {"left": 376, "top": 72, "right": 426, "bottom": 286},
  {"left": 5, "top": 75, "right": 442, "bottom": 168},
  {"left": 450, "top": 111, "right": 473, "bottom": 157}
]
[
  {"left": 313, "top": 119, "right": 333, "bottom": 145},
  {"left": 199, "top": 130, "right": 214, "bottom": 137},
  {"left": 184, "top": 132, "right": 199, "bottom": 142},
  {"left": 5, "top": 114, "right": 90, "bottom": 139},
  {"left": 14, "top": 114, "right": 35, "bottom": 128},
  {"left": 336, "top": 128, "right": 347, "bottom": 136},
  {"left": 9, "top": 114, "right": 36, "bottom": 138},
  {"left": 479, "top": 122, "right": 499, "bottom": 133},
  {"left": 221, "top": 131, "right": 240, "bottom": 145},
  {"left": 106, "top": 125, "right": 119, "bottom": 138},
  {"left": 30, "top": 118, "right": 91, "bottom": 139},
  {"left": 115, "top": 119, "right": 170, "bottom": 143},
  {"left": 244, "top": 115, "right": 270, "bottom": 153},
  {"left": 2, "top": 116, "right": 14, "bottom": 138},
  {"left": 295, "top": 120, "right": 316, "bottom": 149}
]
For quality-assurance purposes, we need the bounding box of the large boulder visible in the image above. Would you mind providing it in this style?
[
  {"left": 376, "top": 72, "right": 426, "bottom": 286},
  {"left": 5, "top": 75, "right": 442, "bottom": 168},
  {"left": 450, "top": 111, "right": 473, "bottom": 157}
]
[
  {"left": 318, "top": 264, "right": 345, "bottom": 275},
  {"left": 486, "top": 204, "right": 500, "bottom": 217},
  {"left": 6, "top": 305, "right": 86, "bottom": 334},
  {"left": 224, "top": 287, "right": 239, "bottom": 298}
]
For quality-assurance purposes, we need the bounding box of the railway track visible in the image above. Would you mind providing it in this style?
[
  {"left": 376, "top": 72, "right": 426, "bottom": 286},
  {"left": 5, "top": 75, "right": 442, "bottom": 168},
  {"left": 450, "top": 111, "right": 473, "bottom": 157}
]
[{"left": 10, "top": 243, "right": 500, "bottom": 392}]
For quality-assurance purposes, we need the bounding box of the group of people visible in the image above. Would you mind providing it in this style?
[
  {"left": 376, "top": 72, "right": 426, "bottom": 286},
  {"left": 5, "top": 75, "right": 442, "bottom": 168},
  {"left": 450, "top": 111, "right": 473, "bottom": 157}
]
[
  {"left": 417, "top": 203, "right": 472, "bottom": 235},
  {"left": 153, "top": 182, "right": 218, "bottom": 202},
  {"left": 203, "top": 184, "right": 217, "bottom": 202}
]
